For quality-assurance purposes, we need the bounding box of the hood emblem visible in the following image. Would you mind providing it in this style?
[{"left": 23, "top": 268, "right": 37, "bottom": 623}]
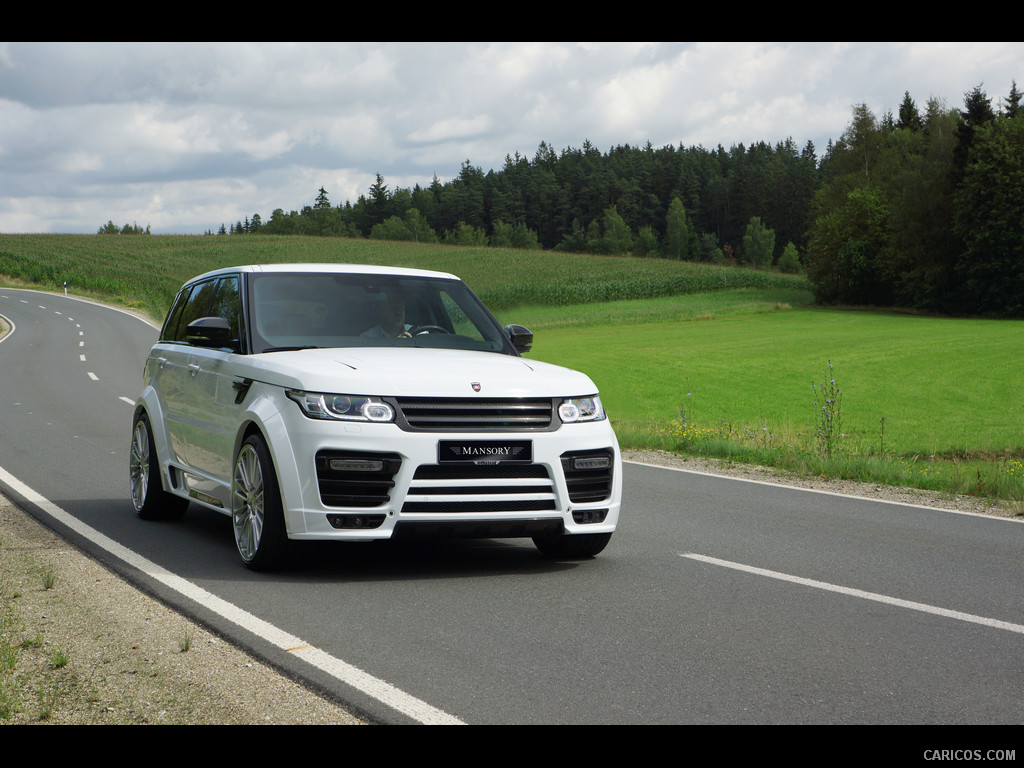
[{"left": 471, "top": 381, "right": 481, "bottom": 392}]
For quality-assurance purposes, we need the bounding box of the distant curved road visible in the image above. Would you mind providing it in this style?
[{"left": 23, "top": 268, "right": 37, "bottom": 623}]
[{"left": 2, "top": 287, "right": 1023, "bottom": 724}]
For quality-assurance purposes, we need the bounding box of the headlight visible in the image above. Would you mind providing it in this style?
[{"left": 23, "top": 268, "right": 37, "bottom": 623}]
[
  {"left": 286, "top": 390, "right": 395, "bottom": 422},
  {"left": 558, "top": 396, "right": 605, "bottom": 423}
]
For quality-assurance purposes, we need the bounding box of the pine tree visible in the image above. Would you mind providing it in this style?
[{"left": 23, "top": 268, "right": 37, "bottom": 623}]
[
  {"left": 898, "top": 91, "right": 922, "bottom": 131},
  {"left": 953, "top": 85, "right": 996, "bottom": 184},
  {"left": 1003, "top": 80, "right": 1022, "bottom": 118}
]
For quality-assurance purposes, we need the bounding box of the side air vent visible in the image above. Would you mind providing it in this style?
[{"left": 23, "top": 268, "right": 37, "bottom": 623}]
[
  {"left": 315, "top": 450, "right": 402, "bottom": 508},
  {"left": 560, "top": 448, "right": 614, "bottom": 503}
]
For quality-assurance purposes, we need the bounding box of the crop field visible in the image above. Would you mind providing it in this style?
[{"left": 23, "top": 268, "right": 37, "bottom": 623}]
[
  {"left": 0, "top": 234, "right": 808, "bottom": 320},
  {"left": 2, "top": 234, "right": 1021, "bottom": 502}
]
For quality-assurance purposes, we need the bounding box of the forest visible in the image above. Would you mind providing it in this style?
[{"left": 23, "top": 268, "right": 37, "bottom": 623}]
[{"left": 106, "top": 83, "right": 1024, "bottom": 317}]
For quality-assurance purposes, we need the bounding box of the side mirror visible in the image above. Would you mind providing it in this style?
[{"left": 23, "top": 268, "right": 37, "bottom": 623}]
[
  {"left": 504, "top": 324, "right": 533, "bottom": 354},
  {"left": 186, "top": 316, "right": 236, "bottom": 349}
]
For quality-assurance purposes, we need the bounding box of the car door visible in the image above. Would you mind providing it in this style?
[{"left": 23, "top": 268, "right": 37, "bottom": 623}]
[
  {"left": 180, "top": 275, "right": 248, "bottom": 508},
  {"left": 152, "top": 280, "right": 216, "bottom": 469}
]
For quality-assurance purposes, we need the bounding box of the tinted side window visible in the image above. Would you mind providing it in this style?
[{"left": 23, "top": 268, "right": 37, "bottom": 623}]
[
  {"left": 161, "top": 280, "right": 217, "bottom": 343},
  {"left": 161, "top": 276, "right": 244, "bottom": 348},
  {"left": 160, "top": 285, "right": 194, "bottom": 342},
  {"left": 210, "top": 275, "right": 242, "bottom": 342}
]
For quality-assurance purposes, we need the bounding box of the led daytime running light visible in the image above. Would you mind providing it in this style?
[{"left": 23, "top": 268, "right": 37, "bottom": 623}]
[{"left": 287, "top": 390, "right": 394, "bottom": 423}]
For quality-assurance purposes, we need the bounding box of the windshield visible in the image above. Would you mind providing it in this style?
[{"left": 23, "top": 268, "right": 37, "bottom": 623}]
[{"left": 248, "top": 272, "right": 514, "bottom": 355}]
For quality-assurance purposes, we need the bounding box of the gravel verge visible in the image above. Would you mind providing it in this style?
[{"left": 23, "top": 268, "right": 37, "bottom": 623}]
[{"left": 0, "top": 494, "right": 363, "bottom": 725}]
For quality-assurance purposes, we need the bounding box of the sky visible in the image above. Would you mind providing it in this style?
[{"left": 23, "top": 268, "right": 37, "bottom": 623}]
[{"left": 1, "top": 42, "right": 1021, "bottom": 235}]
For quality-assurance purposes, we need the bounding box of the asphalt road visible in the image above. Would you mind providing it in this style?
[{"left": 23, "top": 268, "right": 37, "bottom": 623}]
[{"left": 2, "top": 287, "right": 1023, "bottom": 725}]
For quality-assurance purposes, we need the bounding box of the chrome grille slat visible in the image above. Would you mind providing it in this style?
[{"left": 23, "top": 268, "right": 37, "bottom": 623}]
[{"left": 393, "top": 397, "right": 555, "bottom": 432}]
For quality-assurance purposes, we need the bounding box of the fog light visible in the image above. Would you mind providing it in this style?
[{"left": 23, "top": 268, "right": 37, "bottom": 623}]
[
  {"left": 329, "top": 458, "right": 385, "bottom": 472},
  {"left": 572, "top": 508, "right": 609, "bottom": 524},
  {"left": 573, "top": 456, "right": 611, "bottom": 471},
  {"left": 327, "top": 514, "right": 386, "bottom": 529}
]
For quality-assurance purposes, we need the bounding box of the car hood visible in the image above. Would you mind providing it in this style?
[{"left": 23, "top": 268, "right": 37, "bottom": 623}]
[{"left": 243, "top": 347, "right": 600, "bottom": 397}]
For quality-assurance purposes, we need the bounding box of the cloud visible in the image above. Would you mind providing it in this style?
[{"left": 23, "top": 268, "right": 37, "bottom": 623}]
[{"left": 0, "top": 42, "right": 1021, "bottom": 233}]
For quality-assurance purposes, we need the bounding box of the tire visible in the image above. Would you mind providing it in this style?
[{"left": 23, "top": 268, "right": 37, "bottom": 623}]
[
  {"left": 533, "top": 531, "right": 612, "bottom": 559},
  {"left": 129, "top": 413, "right": 188, "bottom": 521},
  {"left": 232, "top": 434, "right": 290, "bottom": 571}
]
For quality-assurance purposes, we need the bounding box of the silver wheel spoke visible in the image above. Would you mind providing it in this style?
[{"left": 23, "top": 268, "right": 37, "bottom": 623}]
[
  {"left": 130, "top": 422, "right": 149, "bottom": 509},
  {"left": 233, "top": 444, "right": 266, "bottom": 562}
]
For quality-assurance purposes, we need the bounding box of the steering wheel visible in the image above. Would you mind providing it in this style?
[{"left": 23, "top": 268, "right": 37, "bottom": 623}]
[{"left": 409, "top": 324, "right": 450, "bottom": 335}]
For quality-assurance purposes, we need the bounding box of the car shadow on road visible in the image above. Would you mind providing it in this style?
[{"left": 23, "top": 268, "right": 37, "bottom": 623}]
[{"left": 125, "top": 502, "right": 602, "bottom": 583}]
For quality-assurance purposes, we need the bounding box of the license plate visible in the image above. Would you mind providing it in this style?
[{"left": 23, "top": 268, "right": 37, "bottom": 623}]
[{"left": 438, "top": 440, "right": 533, "bottom": 464}]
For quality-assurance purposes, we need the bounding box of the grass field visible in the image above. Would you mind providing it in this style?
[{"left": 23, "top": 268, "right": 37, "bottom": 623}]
[
  {"left": 516, "top": 294, "right": 1024, "bottom": 501},
  {"left": 2, "top": 234, "right": 1021, "bottom": 503}
]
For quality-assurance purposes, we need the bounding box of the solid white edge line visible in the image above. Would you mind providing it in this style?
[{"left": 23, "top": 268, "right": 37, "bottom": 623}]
[
  {"left": 680, "top": 552, "right": 1024, "bottom": 635},
  {"left": 624, "top": 459, "right": 1023, "bottom": 522},
  {"left": 0, "top": 313, "right": 14, "bottom": 345},
  {"left": 0, "top": 464, "right": 464, "bottom": 725}
]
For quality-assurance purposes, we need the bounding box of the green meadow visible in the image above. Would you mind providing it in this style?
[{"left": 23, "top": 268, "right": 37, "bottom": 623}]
[{"left": 2, "top": 234, "right": 1021, "bottom": 503}]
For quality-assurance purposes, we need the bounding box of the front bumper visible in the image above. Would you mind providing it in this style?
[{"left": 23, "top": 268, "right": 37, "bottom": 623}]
[{"left": 263, "top": 399, "right": 622, "bottom": 542}]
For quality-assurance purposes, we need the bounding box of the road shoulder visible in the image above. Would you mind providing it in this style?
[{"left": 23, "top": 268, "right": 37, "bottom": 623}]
[{"left": 0, "top": 494, "right": 363, "bottom": 724}]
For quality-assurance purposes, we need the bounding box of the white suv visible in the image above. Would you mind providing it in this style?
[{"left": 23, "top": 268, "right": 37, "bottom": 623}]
[{"left": 129, "top": 264, "right": 621, "bottom": 569}]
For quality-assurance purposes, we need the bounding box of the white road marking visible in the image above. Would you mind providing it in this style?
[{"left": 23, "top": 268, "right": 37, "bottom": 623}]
[
  {"left": 626, "top": 459, "right": 1024, "bottom": 522},
  {"left": 680, "top": 552, "right": 1024, "bottom": 635},
  {"left": 0, "top": 315, "right": 13, "bottom": 346},
  {"left": 79, "top": 354, "right": 86, "bottom": 361},
  {"left": 118, "top": 396, "right": 134, "bottom": 405},
  {"left": 79, "top": 341, "right": 84, "bottom": 347},
  {"left": 0, "top": 465, "right": 465, "bottom": 725},
  {"left": 87, "top": 372, "right": 98, "bottom": 381}
]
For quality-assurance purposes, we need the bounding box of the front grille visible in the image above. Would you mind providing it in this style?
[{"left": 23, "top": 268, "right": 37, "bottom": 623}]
[
  {"left": 561, "top": 449, "right": 615, "bottom": 503},
  {"left": 315, "top": 450, "right": 402, "bottom": 507},
  {"left": 400, "top": 463, "right": 557, "bottom": 514},
  {"left": 391, "top": 397, "right": 555, "bottom": 432}
]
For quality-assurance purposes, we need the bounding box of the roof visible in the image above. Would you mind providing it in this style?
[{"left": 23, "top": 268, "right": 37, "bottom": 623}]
[{"left": 184, "top": 263, "right": 460, "bottom": 285}]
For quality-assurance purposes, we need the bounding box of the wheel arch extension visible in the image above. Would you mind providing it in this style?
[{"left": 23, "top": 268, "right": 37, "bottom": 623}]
[{"left": 131, "top": 396, "right": 176, "bottom": 493}]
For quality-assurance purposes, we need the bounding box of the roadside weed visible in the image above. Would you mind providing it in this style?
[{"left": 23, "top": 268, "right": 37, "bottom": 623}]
[{"left": 812, "top": 360, "right": 843, "bottom": 458}]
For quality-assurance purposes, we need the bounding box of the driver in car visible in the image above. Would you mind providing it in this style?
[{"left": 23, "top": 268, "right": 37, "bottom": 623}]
[{"left": 362, "top": 292, "right": 412, "bottom": 338}]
